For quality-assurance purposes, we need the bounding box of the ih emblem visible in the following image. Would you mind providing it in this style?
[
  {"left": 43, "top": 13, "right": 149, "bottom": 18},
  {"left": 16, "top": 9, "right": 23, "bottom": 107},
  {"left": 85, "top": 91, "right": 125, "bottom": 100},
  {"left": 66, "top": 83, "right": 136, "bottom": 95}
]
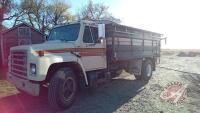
[{"left": 160, "top": 81, "right": 188, "bottom": 105}]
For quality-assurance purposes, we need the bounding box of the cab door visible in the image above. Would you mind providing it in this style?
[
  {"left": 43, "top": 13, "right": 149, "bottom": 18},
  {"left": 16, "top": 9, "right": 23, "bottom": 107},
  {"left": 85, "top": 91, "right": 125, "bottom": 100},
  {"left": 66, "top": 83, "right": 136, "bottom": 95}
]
[{"left": 80, "top": 25, "right": 107, "bottom": 71}]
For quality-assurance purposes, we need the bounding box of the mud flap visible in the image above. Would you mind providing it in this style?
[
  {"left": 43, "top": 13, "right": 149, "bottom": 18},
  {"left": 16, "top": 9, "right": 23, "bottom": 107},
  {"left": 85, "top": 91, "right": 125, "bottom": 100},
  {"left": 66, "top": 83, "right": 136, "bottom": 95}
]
[{"left": 128, "top": 60, "right": 142, "bottom": 76}]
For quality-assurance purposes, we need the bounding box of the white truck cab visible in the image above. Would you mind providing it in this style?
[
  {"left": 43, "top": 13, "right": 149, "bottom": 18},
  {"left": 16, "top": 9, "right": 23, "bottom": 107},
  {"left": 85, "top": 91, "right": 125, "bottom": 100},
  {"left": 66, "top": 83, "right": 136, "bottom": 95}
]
[{"left": 7, "top": 20, "right": 162, "bottom": 110}]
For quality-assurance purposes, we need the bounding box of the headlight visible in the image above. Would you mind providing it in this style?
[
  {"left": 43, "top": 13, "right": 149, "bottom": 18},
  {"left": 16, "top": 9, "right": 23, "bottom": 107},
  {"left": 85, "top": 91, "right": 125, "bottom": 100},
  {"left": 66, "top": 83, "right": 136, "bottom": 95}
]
[{"left": 30, "top": 63, "right": 36, "bottom": 75}]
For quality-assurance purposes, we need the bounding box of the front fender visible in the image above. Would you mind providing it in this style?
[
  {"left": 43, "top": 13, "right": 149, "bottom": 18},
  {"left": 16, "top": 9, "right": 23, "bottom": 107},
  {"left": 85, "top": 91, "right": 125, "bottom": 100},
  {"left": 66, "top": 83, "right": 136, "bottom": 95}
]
[{"left": 29, "top": 53, "right": 85, "bottom": 81}]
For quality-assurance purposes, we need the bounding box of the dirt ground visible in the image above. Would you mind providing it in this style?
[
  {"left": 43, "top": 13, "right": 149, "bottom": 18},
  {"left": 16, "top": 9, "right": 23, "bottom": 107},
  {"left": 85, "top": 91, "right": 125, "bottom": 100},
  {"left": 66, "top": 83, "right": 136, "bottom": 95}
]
[{"left": 0, "top": 49, "right": 200, "bottom": 113}]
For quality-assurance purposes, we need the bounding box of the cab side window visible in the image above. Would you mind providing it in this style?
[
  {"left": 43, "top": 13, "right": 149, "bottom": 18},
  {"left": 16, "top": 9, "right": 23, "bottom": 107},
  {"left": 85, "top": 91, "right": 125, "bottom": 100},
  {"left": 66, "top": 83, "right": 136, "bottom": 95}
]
[{"left": 83, "top": 26, "right": 99, "bottom": 43}]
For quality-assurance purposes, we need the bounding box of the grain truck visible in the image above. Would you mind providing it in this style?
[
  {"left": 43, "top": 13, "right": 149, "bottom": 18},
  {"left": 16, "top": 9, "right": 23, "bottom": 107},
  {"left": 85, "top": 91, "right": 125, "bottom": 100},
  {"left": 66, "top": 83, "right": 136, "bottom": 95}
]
[{"left": 7, "top": 20, "right": 162, "bottom": 110}]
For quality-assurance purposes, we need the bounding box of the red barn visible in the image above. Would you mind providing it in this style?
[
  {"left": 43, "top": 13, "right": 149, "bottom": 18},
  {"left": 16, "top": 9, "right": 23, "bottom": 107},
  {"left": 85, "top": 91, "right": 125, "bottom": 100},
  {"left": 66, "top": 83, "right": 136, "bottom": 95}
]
[{"left": 0, "top": 23, "right": 46, "bottom": 66}]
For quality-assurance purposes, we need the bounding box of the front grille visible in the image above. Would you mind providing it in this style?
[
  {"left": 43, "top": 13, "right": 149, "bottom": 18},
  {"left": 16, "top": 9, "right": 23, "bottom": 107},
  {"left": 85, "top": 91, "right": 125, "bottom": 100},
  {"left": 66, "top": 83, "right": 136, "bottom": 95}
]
[{"left": 11, "top": 50, "right": 27, "bottom": 77}]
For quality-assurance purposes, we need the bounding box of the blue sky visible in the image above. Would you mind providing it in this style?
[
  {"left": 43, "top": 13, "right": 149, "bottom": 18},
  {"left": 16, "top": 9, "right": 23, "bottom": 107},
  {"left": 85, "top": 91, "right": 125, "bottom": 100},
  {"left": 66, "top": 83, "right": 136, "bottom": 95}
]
[{"left": 67, "top": 0, "right": 118, "bottom": 15}]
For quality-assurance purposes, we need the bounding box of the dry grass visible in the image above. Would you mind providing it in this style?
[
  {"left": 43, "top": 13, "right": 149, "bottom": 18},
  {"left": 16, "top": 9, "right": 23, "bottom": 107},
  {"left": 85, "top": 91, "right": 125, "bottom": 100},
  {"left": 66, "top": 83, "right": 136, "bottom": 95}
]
[
  {"left": 161, "top": 49, "right": 200, "bottom": 57},
  {"left": 161, "top": 50, "right": 177, "bottom": 56},
  {"left": 0, "top": 68, "right": 19, "bottom": 99},
  {"left": 177, "top": 51, "right": 200, "bottom": 57},
  {"left": 0, "top": 80, "right": 19, "bottom": 99}
]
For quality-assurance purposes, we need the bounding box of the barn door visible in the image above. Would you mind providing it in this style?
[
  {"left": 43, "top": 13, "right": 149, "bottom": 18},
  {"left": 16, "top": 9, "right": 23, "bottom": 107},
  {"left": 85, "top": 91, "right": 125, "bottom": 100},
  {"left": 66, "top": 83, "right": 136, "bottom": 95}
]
[{"left": 18, "top": 27, "right": 31, "bottom": 45}]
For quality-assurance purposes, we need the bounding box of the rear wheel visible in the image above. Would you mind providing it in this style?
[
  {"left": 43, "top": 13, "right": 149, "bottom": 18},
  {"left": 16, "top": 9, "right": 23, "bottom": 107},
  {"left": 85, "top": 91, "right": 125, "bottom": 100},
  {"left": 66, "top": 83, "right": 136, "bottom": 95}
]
[
  {"left": 135, "top": 60, "right": 153, "bottom": 82},
  {"left": 48, "top": 67, "right": 77, "bottom": 110}
]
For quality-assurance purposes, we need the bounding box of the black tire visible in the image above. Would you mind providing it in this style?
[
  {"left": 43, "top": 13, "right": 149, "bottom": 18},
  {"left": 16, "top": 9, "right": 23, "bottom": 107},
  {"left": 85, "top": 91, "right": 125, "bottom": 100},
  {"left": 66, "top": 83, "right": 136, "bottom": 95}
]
[
  {"left": 135, "top": 60, "right": 153, "bottom": 82},
  {"left": 48, "top": 67, "right": 77, "bottom": 110}
]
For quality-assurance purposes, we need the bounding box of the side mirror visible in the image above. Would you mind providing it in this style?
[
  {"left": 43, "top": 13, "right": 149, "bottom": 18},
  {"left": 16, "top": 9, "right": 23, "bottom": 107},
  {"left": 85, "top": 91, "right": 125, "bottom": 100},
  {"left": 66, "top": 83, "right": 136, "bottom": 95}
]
[{"left": 98, "top": 24, "right": 105, "bottom": 39}]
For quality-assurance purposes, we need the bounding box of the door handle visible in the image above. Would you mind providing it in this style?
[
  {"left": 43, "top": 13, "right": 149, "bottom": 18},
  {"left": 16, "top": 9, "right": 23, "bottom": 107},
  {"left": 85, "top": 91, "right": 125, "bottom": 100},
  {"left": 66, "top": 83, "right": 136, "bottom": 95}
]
[{"left": 86, "top": 43, "right": 96, "bottom": 47}]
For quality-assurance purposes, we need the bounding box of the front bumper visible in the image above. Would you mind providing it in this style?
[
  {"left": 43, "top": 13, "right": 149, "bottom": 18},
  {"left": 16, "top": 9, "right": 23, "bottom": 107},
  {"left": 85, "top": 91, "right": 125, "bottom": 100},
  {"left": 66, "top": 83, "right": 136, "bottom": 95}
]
[{"left": 7, "top": 73, "right": 40, "bottom": 96}]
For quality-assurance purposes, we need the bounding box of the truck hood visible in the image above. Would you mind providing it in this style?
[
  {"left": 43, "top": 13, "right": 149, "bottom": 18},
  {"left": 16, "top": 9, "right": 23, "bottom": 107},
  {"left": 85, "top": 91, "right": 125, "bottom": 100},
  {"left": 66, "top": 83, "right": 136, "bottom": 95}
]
[{"left": 10, "top": 40, "right": 75, "bottom": 52}]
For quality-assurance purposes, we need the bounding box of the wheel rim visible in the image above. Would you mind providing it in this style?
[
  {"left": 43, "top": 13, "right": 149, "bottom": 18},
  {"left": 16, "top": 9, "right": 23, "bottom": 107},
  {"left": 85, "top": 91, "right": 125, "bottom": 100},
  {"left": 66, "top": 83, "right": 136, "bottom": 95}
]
[
  {"left": 62, "top": 77, "right": 76, "bottom": 101},
  {"left": 146, "top": 64, "right": 152, "bottom": 77}
]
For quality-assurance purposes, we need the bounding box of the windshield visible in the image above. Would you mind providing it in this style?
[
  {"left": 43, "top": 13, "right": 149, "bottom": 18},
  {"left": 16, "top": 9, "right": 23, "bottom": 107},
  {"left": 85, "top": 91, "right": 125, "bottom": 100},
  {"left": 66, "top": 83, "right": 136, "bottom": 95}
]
[{"left": 48, "top": 23, "right": 80, "bottom": 41}]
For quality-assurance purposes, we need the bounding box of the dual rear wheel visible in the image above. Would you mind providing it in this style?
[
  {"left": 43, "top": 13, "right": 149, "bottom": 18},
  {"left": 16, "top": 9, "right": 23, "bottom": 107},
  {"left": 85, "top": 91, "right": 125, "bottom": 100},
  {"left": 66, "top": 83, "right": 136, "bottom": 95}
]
[{"left": 135, "top": 60, "right": 153, "bottom": 81}]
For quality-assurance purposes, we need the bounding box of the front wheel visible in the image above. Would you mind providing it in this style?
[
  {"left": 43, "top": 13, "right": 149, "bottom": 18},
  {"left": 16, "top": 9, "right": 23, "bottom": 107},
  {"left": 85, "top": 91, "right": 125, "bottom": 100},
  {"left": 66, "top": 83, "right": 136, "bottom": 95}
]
[
  {"left": 48, "top": 67, "right": 77, "bottom": 110},
  {"left": 135, "top": 60, "right": 153, "bottom": 82}
]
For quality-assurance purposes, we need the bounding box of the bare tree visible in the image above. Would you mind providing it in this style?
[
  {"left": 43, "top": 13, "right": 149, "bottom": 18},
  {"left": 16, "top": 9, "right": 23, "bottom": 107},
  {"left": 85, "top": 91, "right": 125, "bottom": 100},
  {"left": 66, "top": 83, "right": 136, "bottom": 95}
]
[
  {"left": 17, "top": 0, "right": 75, "bottom": 33},
  {"left": 47, "top": 0, "right": 75, "bottom": 26},
  {"left": 19, "top": 0, "right": 48, "bottom": 33},
  {"left": 0, "top": 0, "right": 16, "bottom": 32},
  {"left": 78, "top": 0, "right": 111, "bottom": 20}
]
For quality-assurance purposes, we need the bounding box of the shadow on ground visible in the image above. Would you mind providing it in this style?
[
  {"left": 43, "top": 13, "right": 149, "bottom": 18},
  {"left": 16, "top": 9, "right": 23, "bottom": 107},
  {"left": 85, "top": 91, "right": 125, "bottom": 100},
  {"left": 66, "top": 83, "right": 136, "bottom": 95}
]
[{"left": 0, "top": 78, "right": 147, "bottom": 113}]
